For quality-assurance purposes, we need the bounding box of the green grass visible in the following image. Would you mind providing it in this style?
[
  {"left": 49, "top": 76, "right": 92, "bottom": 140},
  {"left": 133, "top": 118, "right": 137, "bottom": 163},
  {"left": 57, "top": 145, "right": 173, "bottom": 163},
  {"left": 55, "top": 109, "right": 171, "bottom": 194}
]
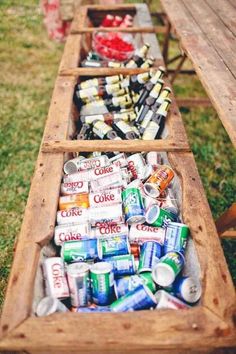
[{"left": 0, "top": 0, "right": 235, "bottom": 310}]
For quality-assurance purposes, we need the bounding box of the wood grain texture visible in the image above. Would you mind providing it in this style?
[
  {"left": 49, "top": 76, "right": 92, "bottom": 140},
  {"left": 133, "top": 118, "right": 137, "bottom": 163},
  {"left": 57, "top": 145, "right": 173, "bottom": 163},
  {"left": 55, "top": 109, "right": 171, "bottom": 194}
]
[
  {"left": 216, "top": 203, "right": 236, "bottom": 235},
  {"left": 0, "top": 308, "right": 235, "bottom": 353},
  {"left": 160, "top": 0, "right": 236, "bottom": 147},
  {"left": 205, "top": 0, "right": 236, "bottom": 37},
  {"left": 71, "top": 26, "right": 166, "bottom": 34},
  {"left": 59, "top": 67, "right": 156, "bottom": 76}
]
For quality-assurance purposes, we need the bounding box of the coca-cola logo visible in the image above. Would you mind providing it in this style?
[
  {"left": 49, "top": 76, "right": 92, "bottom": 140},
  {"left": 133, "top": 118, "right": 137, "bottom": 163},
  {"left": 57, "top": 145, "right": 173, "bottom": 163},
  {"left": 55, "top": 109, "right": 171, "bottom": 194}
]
[
  {"left": 136, "top": 224, "right": 159, "bottom": 232},
  {"left": 63, "top": 181, "right": 84, "bottom": 188},
  {"left": 128, "top": 160, "right": 138, "bottom": 178},
  {"left": 61, "top": 209, "right": 82, "bottom": 217},
  {"left": 81, "top": 159, "right": 101, "bottom": 170},
  {"left": 58, "top": 232, "right": 82, "bottom": 242},
  {"left": 95, "top": 221, "right": 118, "bottom": 228},
  {"left": 94, "top": 166, "right": 113, "bottom": 176},
  {"left": 94, "top": 193, "right": 115, "bottom": 203},
  {"left": 51, "top": 263, "right": 63, "bottom": 288},
  {"left": 98, "top": 225, "right": 121, "bottom": 235}
]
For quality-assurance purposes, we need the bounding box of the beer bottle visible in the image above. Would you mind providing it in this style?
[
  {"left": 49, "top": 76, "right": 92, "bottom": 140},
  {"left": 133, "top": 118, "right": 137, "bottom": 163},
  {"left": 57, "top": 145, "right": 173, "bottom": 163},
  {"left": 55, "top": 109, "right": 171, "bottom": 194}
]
[
  {"left": 141, "top": 57, "right": 155, "bottom": 69},
  {"left": 130, "top": 71, "right": 153, "bottom": 93},
  {"left": 126, "top": 43, "right": 150, "bottom": 68},
  {"left": 135, "top": 79, "right": 164, "bottom": 125},
  {"left": 80, "top": 111, "right": 136, "bottom": 125},
  {"left": 81, "top": 59, "right": 122, "bottom": 68},
  {"left": 92, "top": 120, "right": 121, "bottom": 140},
  {"left": 78, "top": 75, "right": 124, "bottom": 90},
  {"left": 105, "top": 94, "right": 133, "bottom": 111},
  {"left": 112, "top": 119, "right": 138, "bottom": 140},
  {"left": 142, "top": 98, "right": 171, "bottom": 140},
  {"left": 134, "top": 66, "right": 165, "bottom": 109},
  {"left": 76, "top": 123, "right": 91, "bottom": 140},
  {"left": 152, "top": 87, "right": 172, "bottom": 111}
]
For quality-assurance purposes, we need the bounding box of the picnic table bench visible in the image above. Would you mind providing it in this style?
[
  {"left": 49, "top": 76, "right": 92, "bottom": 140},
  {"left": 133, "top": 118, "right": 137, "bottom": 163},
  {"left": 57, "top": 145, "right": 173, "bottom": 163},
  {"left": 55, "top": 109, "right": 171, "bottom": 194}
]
[{"left": 160, "top": 0, "right": 236, "bottom": 148}]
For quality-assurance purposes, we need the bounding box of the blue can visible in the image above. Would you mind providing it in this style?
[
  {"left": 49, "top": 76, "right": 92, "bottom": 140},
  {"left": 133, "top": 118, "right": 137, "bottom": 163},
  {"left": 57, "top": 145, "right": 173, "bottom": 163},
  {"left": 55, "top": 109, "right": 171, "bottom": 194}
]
[
  {"left": 122, "top": 188, "right": 146, "bottom": 224},
  {"left": 99, "top": 235, "right": 130, "bottom": 258},
  {"left": 138, "top": 241, "right": 162, "bottom": 273},
  {"left": 164, "top": 222, "right": 189, "bottom": 255},
  {"left": 76, "top": 306, "right": 111, "bottom": 312},
  {"left": 171, "top": 276, "right": 202, "bottom": 304},
  {"left": 62, "top": 239, "right": 98, "bottom": 263},
  {"left": 103, "top": 254, "right": 136, "bottom": 277},
  {"left": 111, "top": 284, "right": 157, "bottom": 312},
  {"left": 115, "top": 273, "right": 156, "bottom": 298}
]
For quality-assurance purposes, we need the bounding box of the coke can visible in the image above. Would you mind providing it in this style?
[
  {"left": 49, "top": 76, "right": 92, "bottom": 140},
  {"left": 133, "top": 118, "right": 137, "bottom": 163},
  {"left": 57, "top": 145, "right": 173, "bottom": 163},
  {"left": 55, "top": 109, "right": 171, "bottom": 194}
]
[
  {"left": 64, "top": 156, "right": 85, "bottom": 175},
  {"left": 111, "top": 284, "right": 157, "bottom": 312},
  {"left": 104, "top": 254, "right": 136, "bottom": 277},
  {"left": 110, "top": 153, "right": 128, "bottom": 168},
  {"left": 63, "top": 170, "right": 90, "bottom": 183},
  {"left": 42, "top": 257, "right": 69, "bottom": 299},
  {"left": 127, "top": 153, "right": 146, "bottom": 180},
  {"left": 89, "top": 188, "right": 122, "bottom": 208},
  {"left": 90, "top": 171, "right": 124, "bottom": 192},
  {"left": 91, "top": 223, "right": 128, "bottom": 238},
  {"left": 129, "top": 223, "right": 165, "bottom": 245},
  {"left": 90, "top": 262, "right": 115, "bottom": 306},
  {"left": 138, "top": 241, "right": 162, "bottom": 273},
  {"left": 99, "top": 235, "right": 130, "bottom": 258},
  {"left": 54, "top": 223, "right": 90, "bottom": 246},
  {"left": 36, "top": 297, "right": 69, "bottom": 317},
  {"left": 170, "top": 276, "right": 202, "bottom": 304},
  {"left": 152, "top": 251, "right": 185, "bottom": 287},
  {"left": 114, "top": 273, "right": 156, "bottom": 298},
  {"left": 67, "top": 262, "right": 90, "bottom": 307},
  {"left": 60, "top": 181, "right": 89, "bottom": 195},
  {"left": 61, "top": 239, "right": 99, "bottom": 263},
  {"left": 89, "top": 204, "right": 124, "bottom": 225},
  {"left": 145, "top": 205, "right": 177, "bottom": 228},
  {"left": 155, "top": 290, "right": 190, "bottom": 310},
  {"left": 122, "top": 187, "right": 145, "bottom": 224},
  {"left": 59, "top": 194, "right": 89, "bottom": 211},
  {"left": 164, "top": 222, "right": 189, "bottom": 255},
  {"left": 78, "top": 155, "right": 110, "bottom": 171},
  {"left": 56, "top": 207, "right": 89, "bottom": 225},
  {"left": 144, "top": 165, "right": 174, "bottom": 197}
]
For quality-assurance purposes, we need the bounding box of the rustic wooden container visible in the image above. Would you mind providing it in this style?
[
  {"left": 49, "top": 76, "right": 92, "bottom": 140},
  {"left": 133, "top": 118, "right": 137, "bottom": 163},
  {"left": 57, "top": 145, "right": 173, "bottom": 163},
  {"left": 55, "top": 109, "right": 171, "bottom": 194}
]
[{"left": 0, "top": 4, "right": 235, "bottom": 353}]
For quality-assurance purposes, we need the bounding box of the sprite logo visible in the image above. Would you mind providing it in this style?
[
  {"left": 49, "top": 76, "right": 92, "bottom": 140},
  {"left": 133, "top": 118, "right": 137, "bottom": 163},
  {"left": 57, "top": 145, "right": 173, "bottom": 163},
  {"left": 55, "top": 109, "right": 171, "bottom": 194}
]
[{"left": 124, "top": 191, "right": 138, "bottom": 207}]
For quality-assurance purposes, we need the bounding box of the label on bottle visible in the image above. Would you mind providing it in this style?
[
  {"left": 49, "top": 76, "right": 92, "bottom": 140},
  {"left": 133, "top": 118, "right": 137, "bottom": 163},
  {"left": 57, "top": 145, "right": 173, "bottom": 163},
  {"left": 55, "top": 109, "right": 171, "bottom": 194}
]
[
  {"left": 84, "top": 115, "right": 105, "bottom": 124},
  {"left": 79, "top": 87, "right": 98, "bottom": 99},
  {"left": 105, "top": 75, "right": 121, "bottom": 85},
  {"left": 156, "top": 89, "right": 171, "bottom": 105},
  {"left": 142, "top": 121, "right": 160, "bottom": 140},
  {"left": 80, "top": 79, "right": 99, "bottom": 89},
  {"left": 156, "top": 99, "right": 171, "bottom": 117},
  {"left": 140, "top": 110, "right": 153, "bottom": 129},
  {"left": 150, "top": 82, "right": 163, "bottom": 99},
  {"left": 105, "top": 83, "right": 121, "bottom": 95},
  {"left": 108, "top": 62, "right": 122, "bottom": 68},
  {"left": 137, "top": 72, "right": 150, "bottom": 84},
  {"left": 116, "top": 120, "right": 132, "bottom": 134},
  {"left": 126, "top": 60, "right": 137, "bottom": 69},
  {"left": 93, "top": 121, "right": 112, "bottom": 139},
  {"left": 84, "top": 61, "right": 101, "bottom": 67}
]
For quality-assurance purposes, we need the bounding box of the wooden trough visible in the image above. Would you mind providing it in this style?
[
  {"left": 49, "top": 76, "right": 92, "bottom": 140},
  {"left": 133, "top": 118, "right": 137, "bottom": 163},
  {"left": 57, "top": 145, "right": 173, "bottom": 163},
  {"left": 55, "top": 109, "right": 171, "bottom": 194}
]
[{"left": 0, "top": 4, "right": 235, "bottom": 353}]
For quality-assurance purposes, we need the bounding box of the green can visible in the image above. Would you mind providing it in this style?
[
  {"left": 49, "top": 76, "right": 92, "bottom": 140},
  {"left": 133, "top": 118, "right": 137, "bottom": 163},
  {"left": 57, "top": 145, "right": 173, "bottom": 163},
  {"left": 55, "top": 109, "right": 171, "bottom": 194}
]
[
  {"left": 122, "top": 187, "right": 146, "bottom": 224},
  {"left": 90, "top": 262, "right": 115, "bottom": 306},
  {"left": 61, "top": 239, "right": 98, "bottom": 263},
  {"left": 114, "top": 272, "right": 156, "bottom": 298},
  {"left": 145, "top": 205, "right": 176, "bottom": 227},
  {"left": 152, "top": 251, "right": 185, "bottom": 287}
]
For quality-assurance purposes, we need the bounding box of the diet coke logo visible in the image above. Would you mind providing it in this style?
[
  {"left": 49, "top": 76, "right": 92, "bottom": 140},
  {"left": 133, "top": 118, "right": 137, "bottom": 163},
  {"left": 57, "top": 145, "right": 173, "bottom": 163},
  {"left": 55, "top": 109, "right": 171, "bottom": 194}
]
[
  {"left": 136, "top": 224, "right": 159, "bottom": 233},
  {"left": 98, "top": 225, "right": 121, "bottom": 235},
  {"left": 51, "top": 263, "right": 63, "bottom": 288},
  {"left": 94, "top": 193, "right": 115, "bottom": 204},
  {"left": 81, "top": 159, "right": 101, "bottom": 170},
  {"left": 58, "top": 232, "right": 82, "bottom": 242},
  {"left": 61, "top": 209, "right": 82, "bottom": 217},
  {"left": 63, "top": 181, "right": 83, "bottom": 188},
  {"left": 128, "top": 160, "right": 138, "bottom": 179},
  {"left": 94, "top": 166, "right": 113, "bottom": 176}
]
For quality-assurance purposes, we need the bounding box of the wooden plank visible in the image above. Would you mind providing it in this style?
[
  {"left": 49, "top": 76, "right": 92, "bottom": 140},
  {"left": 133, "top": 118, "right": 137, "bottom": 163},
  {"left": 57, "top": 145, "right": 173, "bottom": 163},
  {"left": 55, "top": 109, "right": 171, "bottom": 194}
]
[
  {"left": 42, "top": 139, "right": 190, "bottom": 153},
  {"left": 160, "top": 0, "right": 236, "bottom": 147},
  {"left": 205, "top": 0, "right": 236, "bottom": 37},
  {"left": 0, "top": 308, "right": 235, "bottom": 353},
  {"left": 59, "top": 67, "right": 156, "bottom": 76},
  {"left": 183, "top": 0, "right": 236, "bottom": 77},
  {"left": 216, "top": 203, "right": 236, "bottom": 235},
  {"left": 220, "top": 230, "right": 236, "bottom": 239},
  {"left": 71, "top": 26, "right": 166, "bottom": 34},
  {"left": 176, "top": 98, "right": 212, "bottom": 108}
]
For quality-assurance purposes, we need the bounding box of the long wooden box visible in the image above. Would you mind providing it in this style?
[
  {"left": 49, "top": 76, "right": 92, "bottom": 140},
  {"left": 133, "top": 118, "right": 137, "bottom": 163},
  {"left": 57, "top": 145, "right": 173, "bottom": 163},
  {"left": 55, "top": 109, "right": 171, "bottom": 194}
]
[{"left": 0, "top": 4, "right": 235, "bottom": 353}]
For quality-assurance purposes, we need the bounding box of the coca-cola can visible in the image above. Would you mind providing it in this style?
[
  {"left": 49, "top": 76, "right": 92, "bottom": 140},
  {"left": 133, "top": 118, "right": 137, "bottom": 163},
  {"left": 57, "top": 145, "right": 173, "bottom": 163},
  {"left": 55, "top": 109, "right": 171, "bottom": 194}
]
[
  {"left": 54, "top": 223, "right": 90, "bottom": 246},
  {"left": 64, "top": 156, "right": 85, "bottom": 175},
  {"left": 129, "top": 224, "right": 165, "bottom": 245},
  {"left": 56, "top": 207, "right": 89, "bottom": 225},
  {"left": 89, "top": 204, "right": 124, "bottom": 226},
  {"left": 90, "top": 171, "right": 124, "bottom": 192},
  {"left": 89, "top": 188, "right": 122, "bottom": 208},
  {"left": 110, "top": 153, "right": 128, "bottom": 168},
  {"left": 42, "top": 257, "right": 69, "bottom": 299},
  {"left": 61, "top": 181, "right": 89, "bottom": 195},
  {"left": 91, "top": 223, "right": 128, "bottom": 238},
  {"left": 154, "top": 290, "right": 190, "bottom": 310},
  {"left": 146, "top": 152, "right": 163, "bottom": 169},
  {"left": 67, "top": 262, "right": 91, "bottom": 307},
  {"left": 63, "top": 170, "right": 90, "bottom": 183},
  {"left": 143, "top": 194, "right": 159, "bottom": 211},
  {"left": 89, "top": 164, "right": 120, "bottom": 180},
  {"left": 78, "top": 155, "right": 110, "bottom": 171},
  {"left": 127, "top": 153, "right": 146, "bottom": 180}
]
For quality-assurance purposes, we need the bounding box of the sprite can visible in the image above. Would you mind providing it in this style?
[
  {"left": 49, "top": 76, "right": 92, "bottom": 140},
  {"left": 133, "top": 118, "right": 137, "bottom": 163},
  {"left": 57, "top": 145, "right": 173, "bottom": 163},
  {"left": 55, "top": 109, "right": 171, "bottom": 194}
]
[
  {"left": 138, "top": 241, "right": 162, "bottom": 273},
  {"left": 145, "top": 204, "right": 177, "bottom": 227},
  {"left": 61, "top": 239, "right": 98, "bottom": 263},
  {"left": 115, "top": 272, "right": 156, "bottom": 298},
  {"left": 99, "top": 234, "right": 130, "bottom": 258},
  {"left": 164, "top": 222, "right": 189, "bottom": 255},
  {"left": 104, "top": 254, "right": 136, "bottom": 277},
  {"left": 90, "top": 262, "right": 115, "bottom": 306},
  {"left": 152, "top": 251, "right": 185, "bottom": 287},
  {"left": 122, "top": 187, "right": 145, "bottom": 224}
]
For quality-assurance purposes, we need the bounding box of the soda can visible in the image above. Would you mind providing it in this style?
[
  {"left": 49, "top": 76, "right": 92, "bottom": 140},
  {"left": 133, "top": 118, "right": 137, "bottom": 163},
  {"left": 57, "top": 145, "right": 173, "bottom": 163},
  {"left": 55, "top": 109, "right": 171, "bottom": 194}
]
[
  {"left": 127, "top": 153, "right": 146, "bottom": 180},
  {"left": 144, "top": 165, "right": 174, "bottom": 197},
  {"left": 170, "top": 276, "right": 202, "bottom": 304},
  {"left": 138, "top": 241, "right": 162, "bottom": 273},
  {"left": 54, "top": 223, "right": 90, "bottom": 246},
  {"left": 111, "top": 284, "right": 157, "bottom": 312},
  {"left": 91, "top": 223, "right": 128, "bottom": 238},
  {"left": 155, "top": 290, "right": 190, "bottom": 310},
  {"left": 164, "top": 222, "right": 189, "bottom": 255},
  {"left": 127, "top": 179, "right": 145, "bottom": 193},
  {"left": 63, "top": 170, "right": 90, "bottom": 183},
  {"left": 61, "top": 239, "right": 98, "bottom": 263},
  {"left": 42, "top": 258, "right": 69, "bottom": 299},
  {"left": 129, "top": 223, "right": 165, "bottom": 245},
  {"left": 75, "top": 306, "right": 111, "bottom": 313},
  {"left": 67, "top": 262, "right": 90, "bottom": 307},
  {"left": 104, "top": 254, "right": 136, "bottom": 277},
  {"left": 64, "top": 156, "right": 85, "bottom": 175},
  {"left": 152, "top": 251, "right": 185, "bottom": 287},
  {"left": 145, "top": 205, "right": 177, "bottom": 228},
  {"left": 61, "top": 181, "right": 89, "bottom": 195},
  {"left": 89, "top": 188, "right": 122, "bottom": 208},
  {"left": 110, "top": 153, "right": 128, "bottom": 168},
  {"left": 142, "top": 194, "right": 158, "bottom": 211},
  {"left": 59, "top": 194, "right": 89, "bottom": 211},
  {"left": 90, "top": 171, "right": 124, "bottom": 192},
  {"left": 56, "top": 207, "right": 89, "bottom": 225},
  {"left": 89, "top": 204, "right": 124, "bottom": 226},
  {"left": 90, "top": 262, "right": 115, "bottom": 306},
  {"left": 36, "top": 297, "right": 69, "bottom": 317},
  {"left": 89, "top": 164, "right": 120, "bottom": 180},
  {"left": 130, "top": 243, "right": 140, "bottom": 258},
  {"left": 122, "top": 187, "right": 146, "bottom": 224},
  {"left": 78, "top": 155, "right": 110, "bottom": 171},
  {"left": 99, "top": 235, "right": 130, "bottom": 258},
  {"left": 115, "top": 273, "right": 156, "bottom": 298},
  {"left": 146, "top": 152, "right": 163, "bottom": 169}
]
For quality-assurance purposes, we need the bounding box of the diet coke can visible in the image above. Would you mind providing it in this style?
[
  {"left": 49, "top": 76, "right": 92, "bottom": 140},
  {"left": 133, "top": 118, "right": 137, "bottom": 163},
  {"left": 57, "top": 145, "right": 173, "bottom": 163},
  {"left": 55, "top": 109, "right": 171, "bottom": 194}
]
[
  {"left": 64, "top": 156, "right": 85, "bottom": 175},
  {"left": 127, "top": 153, "right": 146, "bottom": 180},
  {"left": 78, "top": 155, "right": 110, "bottom": 171},
  {"left": 42, "top": 257, "right": 69, "bottom": 299},
  {"left": 63, "top": 170, "right": 90, "bottom": 183},
  {"left": 54, "top": 223, "right": 90, "bottom": 246},
  {"left": 91, "top": 223, "right": 128, "bottom": 238},
  {"left": 67, "top": 262, "right": 91, "bottom": 307},
  {"left": 110, "top": 153, "right": 128, "bottom": 168},
  {"left": 89, "top": 188, "right": 122, "bottom": 208},
  {"left": 60, "top": 181, "right": 89, "bottom": 195},
  {"left": 56, "top": 207, "right": 89, "bottom": 225},
  {"left": 129, "top": 224, "right": 165, "bottom": 245},
  {"left": 90, "top": 171, "right": 124, "bottom": 192},
  {"left": 89, "top": 204, "right": 124, "bottom": 226}
]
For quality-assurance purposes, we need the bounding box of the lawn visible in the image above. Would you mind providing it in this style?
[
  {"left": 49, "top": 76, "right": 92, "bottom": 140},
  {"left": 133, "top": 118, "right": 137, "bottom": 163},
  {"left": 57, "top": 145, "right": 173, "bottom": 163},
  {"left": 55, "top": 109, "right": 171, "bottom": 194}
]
[{"left": 0, "top": 0, "right": 235, "bottom": 310}]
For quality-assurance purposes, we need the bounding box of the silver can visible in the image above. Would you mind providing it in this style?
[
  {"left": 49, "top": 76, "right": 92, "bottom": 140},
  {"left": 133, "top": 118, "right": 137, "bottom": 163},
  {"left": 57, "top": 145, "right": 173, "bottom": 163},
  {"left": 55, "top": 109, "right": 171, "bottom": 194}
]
[
  {"left": 67, "top": 262, "right": 91, "bottom": 307},
  {"left": 36, "top": 296, "right": 69, "bottom": 317}
]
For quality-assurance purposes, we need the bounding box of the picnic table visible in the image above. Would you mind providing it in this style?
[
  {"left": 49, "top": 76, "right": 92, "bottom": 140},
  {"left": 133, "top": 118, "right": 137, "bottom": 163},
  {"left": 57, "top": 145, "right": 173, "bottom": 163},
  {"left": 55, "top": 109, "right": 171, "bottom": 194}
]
[{"left": 160, "top": 0, "right": 236, "bottom": 148}]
